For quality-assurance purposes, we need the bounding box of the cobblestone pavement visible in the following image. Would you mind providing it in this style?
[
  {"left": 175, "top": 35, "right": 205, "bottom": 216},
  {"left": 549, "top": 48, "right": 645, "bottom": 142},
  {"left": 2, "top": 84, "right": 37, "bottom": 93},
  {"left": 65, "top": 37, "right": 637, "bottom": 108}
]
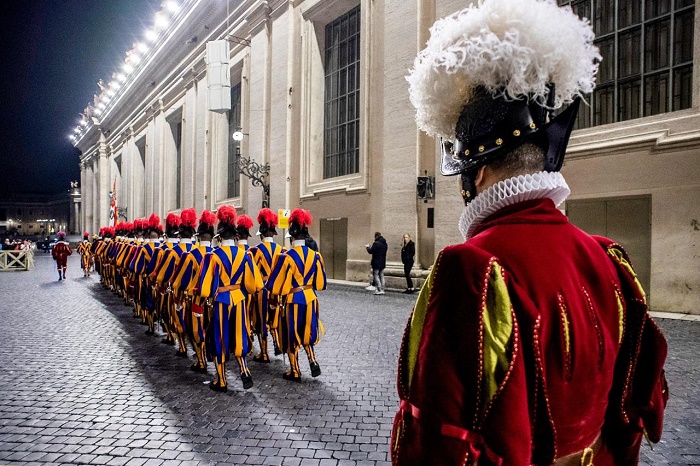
[{"left": 0, "top": 253, "right": 698, "bottom": 465}]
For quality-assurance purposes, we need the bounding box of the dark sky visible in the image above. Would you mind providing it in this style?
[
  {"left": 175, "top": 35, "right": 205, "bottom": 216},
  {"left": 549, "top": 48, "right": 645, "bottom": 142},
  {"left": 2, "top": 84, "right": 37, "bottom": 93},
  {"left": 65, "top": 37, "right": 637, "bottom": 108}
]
[{"left": 0, "top": 0, "right": 161, "bottom": 196}]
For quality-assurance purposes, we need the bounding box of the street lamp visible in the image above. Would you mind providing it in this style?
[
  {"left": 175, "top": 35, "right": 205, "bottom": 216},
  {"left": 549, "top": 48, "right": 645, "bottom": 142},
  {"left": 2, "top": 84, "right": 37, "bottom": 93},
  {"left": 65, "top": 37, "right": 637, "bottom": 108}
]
[{"left": 233, "top": 131, "right": 270, "bottom": 208}]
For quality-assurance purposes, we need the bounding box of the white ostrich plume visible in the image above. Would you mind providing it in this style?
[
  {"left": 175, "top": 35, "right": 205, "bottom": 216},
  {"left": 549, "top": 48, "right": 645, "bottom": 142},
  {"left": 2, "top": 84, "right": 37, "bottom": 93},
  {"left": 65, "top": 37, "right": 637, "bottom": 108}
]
[{"left": 407, "top": 0, "right": 601, "bottom": 140}]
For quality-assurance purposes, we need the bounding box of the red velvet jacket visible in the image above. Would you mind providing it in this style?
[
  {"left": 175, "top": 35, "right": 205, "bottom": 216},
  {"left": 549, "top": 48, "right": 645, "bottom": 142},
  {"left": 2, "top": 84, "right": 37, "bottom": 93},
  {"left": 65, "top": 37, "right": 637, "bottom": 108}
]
[{"left": 391, "top": 198, "right": 667, "bottom": 465}]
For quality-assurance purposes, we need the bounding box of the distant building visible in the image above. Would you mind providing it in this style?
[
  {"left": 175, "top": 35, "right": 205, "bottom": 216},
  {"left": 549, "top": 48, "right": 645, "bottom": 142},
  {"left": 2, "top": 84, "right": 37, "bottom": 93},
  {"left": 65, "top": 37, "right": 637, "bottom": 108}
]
[
  {"left": 0, "top": 192, "right": 71, "bottom": 238},
  {"left": 72, "top": 0, "right": 699, "bottom": 313}
]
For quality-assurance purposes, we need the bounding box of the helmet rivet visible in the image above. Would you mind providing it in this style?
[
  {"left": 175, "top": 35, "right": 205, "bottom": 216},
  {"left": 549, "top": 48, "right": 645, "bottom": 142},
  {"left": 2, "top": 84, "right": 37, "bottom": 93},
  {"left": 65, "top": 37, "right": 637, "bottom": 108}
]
[
  {"left": 513, "top": 129, "right": 521, "bottom": 136},
  {"left": 529, "top": 122, "right": 537, "bottom": 129},
  {"left": 478, "top": 145, "right": 485, "bottom": 152},
  {"left": 464, "top": 149, "right": 470, "bottom": 156},
  {"left": 496, "top": 138, "right": 503, "bottom": 146}
]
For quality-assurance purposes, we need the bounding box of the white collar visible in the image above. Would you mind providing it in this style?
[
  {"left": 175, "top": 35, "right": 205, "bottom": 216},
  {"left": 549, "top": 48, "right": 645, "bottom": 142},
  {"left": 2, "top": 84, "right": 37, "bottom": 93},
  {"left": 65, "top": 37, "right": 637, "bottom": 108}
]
[
  {"left": 292, "top": 240, "right": 306, "bottom": 247},
  {"left": 221, "top": 239, "right": 236, "bottom": 246},
  {"left": 198, "top": 241, "right": 211, "bottom": 246},
  {"left": 238, "top": 239, "right": 248, "bottom": 245},
  {"left": 168, "top": 237, "right": 179, "bottom": 243},
  {"left": 459, "top": 171, "right": 570, "bottom": 240},
  {"left": 180, "top": 238, "right": 192, "bottom": 244},
  {"left": 263, "top": 237, "right": 274, "bottom": 243}
]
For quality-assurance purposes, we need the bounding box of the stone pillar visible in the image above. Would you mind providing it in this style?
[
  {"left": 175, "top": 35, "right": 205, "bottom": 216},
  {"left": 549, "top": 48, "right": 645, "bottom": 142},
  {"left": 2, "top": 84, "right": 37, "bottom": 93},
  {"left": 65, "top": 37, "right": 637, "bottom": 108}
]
[
  {"left": 80, "top": 164, "right": 87, "bottom": 234},
  {"left": 98, "top": 133, "right": 110, "bottom": 227}
]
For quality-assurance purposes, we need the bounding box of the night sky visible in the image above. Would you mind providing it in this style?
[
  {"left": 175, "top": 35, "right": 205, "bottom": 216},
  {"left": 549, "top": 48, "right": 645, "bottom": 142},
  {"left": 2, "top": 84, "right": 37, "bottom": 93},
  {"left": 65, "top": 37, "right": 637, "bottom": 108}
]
[{"left": 0, "top": 0, "right": 161, "bottom": 196}]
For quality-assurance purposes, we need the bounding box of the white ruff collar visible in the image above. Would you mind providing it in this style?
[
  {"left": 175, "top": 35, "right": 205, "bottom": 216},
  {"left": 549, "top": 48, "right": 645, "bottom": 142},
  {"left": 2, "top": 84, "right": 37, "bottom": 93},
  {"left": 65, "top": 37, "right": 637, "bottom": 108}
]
[{"left": 459, "top": 171, "right": 570, "bottom": 240}]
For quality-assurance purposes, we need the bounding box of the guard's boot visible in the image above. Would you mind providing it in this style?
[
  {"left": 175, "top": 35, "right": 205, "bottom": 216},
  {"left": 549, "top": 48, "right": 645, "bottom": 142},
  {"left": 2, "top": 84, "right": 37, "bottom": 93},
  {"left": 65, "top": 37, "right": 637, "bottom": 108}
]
[
  {"left": 304, "top": 344, "right": 321, "bottom": 377},
  {"left": 283, "top": 350, "right": 302, "bottom": 382}
]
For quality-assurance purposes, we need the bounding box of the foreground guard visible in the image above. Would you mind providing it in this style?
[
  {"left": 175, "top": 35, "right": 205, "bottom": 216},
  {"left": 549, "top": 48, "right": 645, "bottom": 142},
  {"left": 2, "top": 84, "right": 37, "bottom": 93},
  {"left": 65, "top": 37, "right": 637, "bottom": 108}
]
[
  {"left": 391, "top": 1, "right": 668, "bottom": 465},
  {"left": 266, "top": 208, "right": 327, "bottom": 382},
  {"left": 52, "top": 231, "right": 72, "bottom": 280}
]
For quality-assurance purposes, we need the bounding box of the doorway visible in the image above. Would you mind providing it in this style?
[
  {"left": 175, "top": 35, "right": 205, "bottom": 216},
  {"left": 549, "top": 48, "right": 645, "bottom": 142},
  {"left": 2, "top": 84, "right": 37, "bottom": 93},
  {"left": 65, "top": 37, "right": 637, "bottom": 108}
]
[
  {"left": 319, "top": 217, "right": 348, "bottom": 280},
  {"left": 567, "top": 196, "right": 651, "bottom": 296}
]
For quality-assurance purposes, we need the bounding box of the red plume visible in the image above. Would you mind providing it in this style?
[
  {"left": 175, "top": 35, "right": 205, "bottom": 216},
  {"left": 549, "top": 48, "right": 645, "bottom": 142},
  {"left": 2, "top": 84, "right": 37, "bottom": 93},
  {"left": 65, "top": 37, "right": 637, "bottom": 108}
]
[
  {"left": 121, "top": 222, "right": 134, "bottom": 233},
  {"left": 257, "top": 208, "right": 278, "bottom": 227},
  {"left": 180, "top": 208, "right": 197, "bottom": 228},
  {"left": 216, "top": 205, "right": 237, "bottom": 225},
  {"left": 237, "top": 214, "right": 254, "bottom": 230},
  {"left": 107, "top": 227, "right": 115, "bottom": 237},
  {"left": 148, "top": 213, "right": 161, "bottom": 229},
  {"left": 289, "top": 208, "right": 312, "bottom": 227},
  {"left": 83, "top": 231, "right": 90, "bottom": 237},
  {"left": 166, "top": 213, "right": 181, "bottom": 228},
  {"left": 199, "top": 210, "right": 216, "bottom": 227}
]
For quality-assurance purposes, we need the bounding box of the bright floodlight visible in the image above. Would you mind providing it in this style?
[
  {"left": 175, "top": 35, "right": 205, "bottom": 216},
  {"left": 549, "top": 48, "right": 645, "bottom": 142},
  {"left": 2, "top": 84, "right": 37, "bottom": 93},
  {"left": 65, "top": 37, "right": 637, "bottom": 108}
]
[
  {"left": 232, "top": 131, "right": 244, "bottom": 141},
  {"left": 109, "top": 81, "right": 121, "bottom": 90},
  {"left": 101, "top": 95, "right": 110, "bottom": 103},
  {"left": 116, "top": 73, "right": 127, "bottom": 82},
  {"left": 74, "top": 127, "right": 81, "bottom": 133},
  {"left": 145, "top": 29, "right": 158, "bottom": 42},
  {"left": 94, "top": 108, "right": 102, "bottom": 116},
  {"left": 154, "top": 13, "right": 169, "bottom": 30},
  {"left": 123, "top": 62, "right": 134, "bottom": 74},
  {"left": 136, "top": 42, "right": 149, "bottom": 54},
  {"left": 130, "top": 54, "right": 141, "bottom": 65},
  {"left": 165, "top": 1, "right": 179, "bottom": 13}
]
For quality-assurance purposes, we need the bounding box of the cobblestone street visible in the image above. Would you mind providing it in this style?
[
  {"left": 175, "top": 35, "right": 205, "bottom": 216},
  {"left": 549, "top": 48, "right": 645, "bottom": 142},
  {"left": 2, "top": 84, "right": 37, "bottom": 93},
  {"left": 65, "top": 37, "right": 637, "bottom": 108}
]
[{"left": 0, "top": 253, "right": 698, "bottom": 465}]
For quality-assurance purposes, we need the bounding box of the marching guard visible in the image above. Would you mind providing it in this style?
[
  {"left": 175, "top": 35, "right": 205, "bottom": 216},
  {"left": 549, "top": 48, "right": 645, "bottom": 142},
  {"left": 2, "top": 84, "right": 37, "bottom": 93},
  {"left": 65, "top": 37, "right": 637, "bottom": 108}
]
[
  {"left": 248, "top": 208, "right": 285, "bottom": 362},
  {"left": 266, "top": 208, "right": 327, "bottom": 382},
  {"left": 76, "top": 232, "right": 92, "bottom": 277},
  {"left": 198, "top": 206, "right": 263, "bottom": 392},
  {"left": 171, "top": 210, "right": 217, "bottom": 373}
]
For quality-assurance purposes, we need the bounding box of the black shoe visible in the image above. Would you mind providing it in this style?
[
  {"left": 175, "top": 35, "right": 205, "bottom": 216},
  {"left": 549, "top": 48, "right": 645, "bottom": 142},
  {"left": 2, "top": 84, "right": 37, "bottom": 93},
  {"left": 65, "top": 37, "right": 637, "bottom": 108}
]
[
  {"left": 209, "top": 381, "right": 227, "bottom": 393},
  {"left": 190, "top": 363, "right": 207, "bottom": 373},
  {"left": 58, "top": 276, "right": 62, "bottom": 281},
  {"left": 241, "top": 373, "right": 253, "bottom": 389},
  {"left": 310, "top": 362, "right": 321, "bottom": 378},
  {"left": 145, "top": 329, "right": 155, "bottom": 335},
  {"left": 282, "top": 371, "right": 301, "bottom": 382},
  {"left": 402, "top": 289, "right": 412, "bottom": 294},
  {"left": 175, "top": 350, "right": 188, "bottom": 358},
  {"left": 161, "top": 338, "right": 175, "bottom": 345},
  {"left": 273, "top": 345, "right": 282, "bottom": 356},
  {"left": 253, "top": 354, "right": 270, "bottom": 363}
]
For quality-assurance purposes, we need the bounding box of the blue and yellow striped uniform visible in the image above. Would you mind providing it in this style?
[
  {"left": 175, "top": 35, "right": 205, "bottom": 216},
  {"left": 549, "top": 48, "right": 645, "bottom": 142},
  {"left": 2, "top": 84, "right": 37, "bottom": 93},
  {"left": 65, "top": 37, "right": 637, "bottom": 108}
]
[
  {"left": 266, "top": 243, "right": 327, "bottom": 352},
  {"left": 249, "top": 240, "right": 285, "bottom": 342},
  {"left": 198, "top": 241, "right": 263, "bottom": 362},
  {"left": 172, "top": 243, "right": 211, "bottom": 347}
]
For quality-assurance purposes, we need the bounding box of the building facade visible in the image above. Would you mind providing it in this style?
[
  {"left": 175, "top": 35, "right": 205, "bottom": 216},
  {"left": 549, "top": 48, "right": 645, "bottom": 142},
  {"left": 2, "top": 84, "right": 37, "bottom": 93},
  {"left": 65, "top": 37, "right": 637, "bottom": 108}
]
[
  {"left": 0, "top": 192, "right": 72, "bottom": 239},
  {"left": 73, "top": 0, "right": 700, "bottom": 314}
]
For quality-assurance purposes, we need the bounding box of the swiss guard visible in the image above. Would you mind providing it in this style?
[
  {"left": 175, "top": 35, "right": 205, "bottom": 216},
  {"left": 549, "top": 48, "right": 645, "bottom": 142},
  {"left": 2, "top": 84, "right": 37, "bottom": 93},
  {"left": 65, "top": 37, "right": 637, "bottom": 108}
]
[
  {"left": 130, "top": 214, "right": 163, "bottom": 336},
  {"left": 391, "top": 1, "right": 668, "bottom": 465},
  {"left": 171, "top": 209, "right": 216, "bottom": 373},
  {"left": 198, "top": 206, "right": 263, "bottom": 392},
  {"left": 266, "top": 208, "right": 327, "bottom": 382},
  {"left": 76, "top": 232, "right": 92, "bottom": 277},
  {"left": 249, "top": 208, "right": 285, "bottom": 362},
  {"left": 156, "top": 210, "right": 195, "bottom": 357},
  {"left": 52, "top": 231, "right": 72, "bottom": 281}
]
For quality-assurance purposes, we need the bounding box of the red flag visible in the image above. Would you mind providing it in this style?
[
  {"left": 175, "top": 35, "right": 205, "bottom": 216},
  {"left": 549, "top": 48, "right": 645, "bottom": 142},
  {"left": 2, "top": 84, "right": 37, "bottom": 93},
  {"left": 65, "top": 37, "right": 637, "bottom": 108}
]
[{"left": 110, "top": 179, "right": 119, "bottom": 226}]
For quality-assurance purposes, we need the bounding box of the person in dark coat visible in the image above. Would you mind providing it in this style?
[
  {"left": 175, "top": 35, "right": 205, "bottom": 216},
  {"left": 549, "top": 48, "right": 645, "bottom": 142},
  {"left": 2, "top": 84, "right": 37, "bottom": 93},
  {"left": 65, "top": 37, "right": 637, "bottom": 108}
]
[
  {"left": 365, "top": 232, "right": 387, "bottom": 295},
  {"left": 400, "top": 234, "right": 416, "bottom": 293}
]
